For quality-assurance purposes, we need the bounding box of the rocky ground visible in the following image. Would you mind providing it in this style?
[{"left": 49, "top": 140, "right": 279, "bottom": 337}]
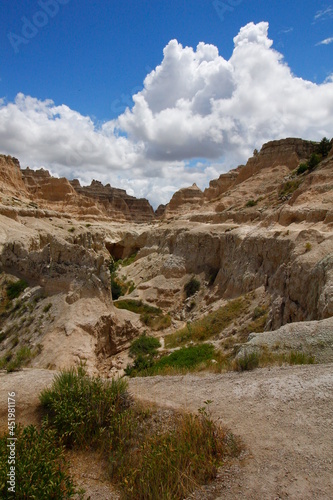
[{"left": 1, "top": 364, "right": 332, "bottom": 499}]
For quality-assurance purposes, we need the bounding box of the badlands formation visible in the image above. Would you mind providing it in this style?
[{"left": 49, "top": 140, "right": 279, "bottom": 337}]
[
  {"left": 1, "top": 137, "right": 333, "bottom": 498},
  {"left": 0, "top": 137, "right": 333, "bottom": 376}
]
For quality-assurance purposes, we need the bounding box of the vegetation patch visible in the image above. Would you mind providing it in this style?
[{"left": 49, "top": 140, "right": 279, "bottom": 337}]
[
  {"left": 126, "top": 343, "right": 217, "bottom": 377},
  {"left": 245, "top": 199, "right": 257, "bottom": 207},
  {"left": 115, "top": 299, "right": 171, "bottom": 330},
  {"left": 1, "top": 346, "right": 34, "bottom": 372},
  {"left": 39, "top": 367, "right": 238, "bottom": 499},
  {"left": 231, "top": 348, "right": 315, "bottom": 372},
  {"left": 6, "top": 280, "right": 28, "bottom": 301},
  {"left": 279, "top": 179, "right": 302, "bottom": 199},
  {"left": 165, "top": 297, "right": 249, "bottom": 348},
  {"left": 0, "top": 425, "right": 78, "bottom": 499},
  {"left": 184, "top": 276, "right": 201, "bottom": 298}
]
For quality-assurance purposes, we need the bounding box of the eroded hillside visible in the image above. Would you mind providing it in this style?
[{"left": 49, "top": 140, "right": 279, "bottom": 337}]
[{"left": 0, "top": 137, "right": 333, "bottom": 375}]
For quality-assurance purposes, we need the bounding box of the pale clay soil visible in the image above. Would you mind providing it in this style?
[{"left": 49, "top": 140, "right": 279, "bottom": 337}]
[{"left": 1, "top": 364, "right": 333, "bottom": 499}]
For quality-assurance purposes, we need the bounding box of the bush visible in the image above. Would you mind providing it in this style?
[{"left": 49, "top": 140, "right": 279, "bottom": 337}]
[
  {"left": 129, "top": 334, "right": 161, "bottom": 358},
  {"left": 0, "top": 425, "right": 77, "bottom": 498},
  {"left": 308, "top": 153, "right": 321, "bottom": 171},
  {"left": 316, "top": 137, "right": 331, "bottom": 158},
  {"left": 245, "top": 199, "right": 257, "bottom": 207},
  {"left": 111, "top": 278, "right": 123, "bottom": 300},
  {"left": 6, "top": 280, "right": 28, "bottom": 300},
  {"left": 40, "top": 366, "right": 129, "bottom": 447},
  {"left": 184, "top": 277, "right": 200, "bottom": 298},
  {"left": 296, "top": 163, "right": 309, "bottom": 175}
]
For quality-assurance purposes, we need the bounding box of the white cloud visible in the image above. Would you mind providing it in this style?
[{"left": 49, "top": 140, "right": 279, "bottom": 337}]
[
  {"left": 316, "top": 37, "right": 333, "bottom": 46},
  {"left": 0, "top": 22, "right": 333, "bottom": 208},
  {"left": 314, "top": 6, "right": 333, "bottom": 22}
]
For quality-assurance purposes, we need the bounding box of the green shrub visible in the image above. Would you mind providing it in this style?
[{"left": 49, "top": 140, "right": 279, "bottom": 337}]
[
  {"left": 245, "top": 199, "right": 257, "bottom": 207},
  {"left": 308, "top": 153, "right": 321, "bottom": 171},
  {"left": 121, "top": 252, "right": 138, "bottom": 267},
  {"left": 115, "top": 299, "right": 161, "bottom": 315},
  {"left": 287, "top": 351, "right": 315, "bottom": 365},
  {"left": 296, "top": 163, "right": 309, "bottom": 175},
  {"left": 40, "top": 366, "right": 130, "bottom": 447},
  {"left": 184, "top": 277, "right": 201, "bottom": 298},
  {"left": 0, "top": 425, "right": 77, "bottom": 498},
  {"left": 6, "top": 280, "right": 28, "bottom": 300},
  {"left": 5, "top": 346, "right": 33, "bottom": 372},
  {"left": 115, "top": 300, "right": 170, "bottom": 330},
  {"left": 316, "top": 137, "right": 331, "bottom": 158},
  {"left": 129, "top": 334, "right": 161, "bottom": 358}
]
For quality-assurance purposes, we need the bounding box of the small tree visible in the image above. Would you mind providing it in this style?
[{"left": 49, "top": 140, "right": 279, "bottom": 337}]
[{"left": 316, "top": 137, "right": 331, "bottom": 158}]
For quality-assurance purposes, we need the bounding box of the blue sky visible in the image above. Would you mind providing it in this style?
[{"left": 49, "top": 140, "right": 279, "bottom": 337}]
[{"left": 0, "top": 1, "right": 332, "bottom": 207}]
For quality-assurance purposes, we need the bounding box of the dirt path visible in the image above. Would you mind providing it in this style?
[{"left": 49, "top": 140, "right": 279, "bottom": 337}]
[
  {"left": 129, "top": 363, "right": 333, "bottom": 500},
  {"left": 1, "top": 364, "right": 332, "bottom": 499}
]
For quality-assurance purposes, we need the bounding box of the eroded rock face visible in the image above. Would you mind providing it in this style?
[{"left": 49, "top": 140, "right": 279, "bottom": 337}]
[
  {"left": 0, "top": 137, "right": 332, "bottom": 375},
  {"left": 164, "top": 183, "right": 204, "bottom": 217},
  {"left": 70, "top": 179, "right": 155, "bottom": 223},
  {"left": 0, "top": 155, "right": 30, "bottom": 199}
]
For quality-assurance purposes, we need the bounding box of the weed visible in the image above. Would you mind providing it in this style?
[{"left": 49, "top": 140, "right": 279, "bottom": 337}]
[
  {"left": 112, "top": 411, "right": 229, "bottom": 499},
  {"left": 126, "top": 344, "right": 216, "bottom": 377},
  {"left": 305, "top": 242, "right": 312, "bottom": 252},
  {"left": 68, "top": 227, "right": 75, "bottom": 233},
  {"left": 39, "top": 367, "right": 236, "bottom": 499}
]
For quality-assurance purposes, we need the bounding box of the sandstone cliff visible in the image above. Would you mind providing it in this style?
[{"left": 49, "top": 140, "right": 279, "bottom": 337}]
[{"left": 0, "top": 137, "right": 332, "bottom": 377}]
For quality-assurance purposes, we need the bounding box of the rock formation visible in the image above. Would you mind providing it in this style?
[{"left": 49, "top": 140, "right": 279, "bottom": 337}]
[{"left": 0, "top": 137, "right": 332, "bottom": 376}]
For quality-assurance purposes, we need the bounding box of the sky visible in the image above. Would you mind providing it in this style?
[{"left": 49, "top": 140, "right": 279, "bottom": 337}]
[{"left": 0, "top": 0, "right": 333, "bottom": 208}]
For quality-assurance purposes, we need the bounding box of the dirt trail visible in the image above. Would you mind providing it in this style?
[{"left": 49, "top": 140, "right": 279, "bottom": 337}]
[
  {"left": 129, "top": 364, "right": 333, "bottom": 500},
  {"left": 1, "top": 364, "right": 332, "bottom": 499}
]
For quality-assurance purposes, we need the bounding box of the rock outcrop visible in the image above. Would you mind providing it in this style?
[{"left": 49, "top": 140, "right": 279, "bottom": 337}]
[
  {"left": 0, "top": 137, "right": 332, "bottom": 376},
  {"left": 70, "top": 179, "right": 155, "bottom": 223}
]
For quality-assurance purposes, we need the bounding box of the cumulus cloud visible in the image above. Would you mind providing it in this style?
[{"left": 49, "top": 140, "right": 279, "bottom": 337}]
[
  {"left": 0, "top": 22, "right": 333, "bottom": 208},
  {"left": 316, "top": 37, "right": 333, "bottom": 46}
]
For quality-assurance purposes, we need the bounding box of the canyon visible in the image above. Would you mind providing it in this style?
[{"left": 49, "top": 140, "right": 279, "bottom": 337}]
[{"left": 0, "top": 137, "right": 333, "bottom": 498}]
